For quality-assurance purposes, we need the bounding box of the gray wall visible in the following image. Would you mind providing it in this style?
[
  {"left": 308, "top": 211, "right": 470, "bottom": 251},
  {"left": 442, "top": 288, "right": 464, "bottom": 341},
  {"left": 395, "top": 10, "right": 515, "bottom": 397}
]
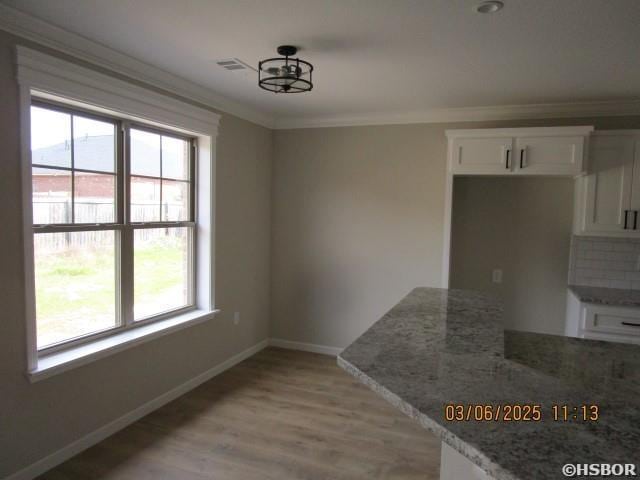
[
  {"left": 0, "top": 30, "right": 272, "bottom": 478},
  {"left": 271, "top": 124, "right": 447, "bottom": 348},
  {"left": 271, "top": 117, "right": 640, "bottom": 348},
  {"left": 450, "top": 177, "right": 574, "bottom": 335}
]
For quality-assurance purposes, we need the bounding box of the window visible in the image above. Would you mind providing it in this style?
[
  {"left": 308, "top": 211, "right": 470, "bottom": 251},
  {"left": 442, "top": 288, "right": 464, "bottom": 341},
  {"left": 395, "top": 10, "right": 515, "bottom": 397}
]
[
  {"left": 31, "top": 100, "right": 196, "bottom": 352},
  {"left": 17, "top": 46, "right": 218, "bottom": 379}
]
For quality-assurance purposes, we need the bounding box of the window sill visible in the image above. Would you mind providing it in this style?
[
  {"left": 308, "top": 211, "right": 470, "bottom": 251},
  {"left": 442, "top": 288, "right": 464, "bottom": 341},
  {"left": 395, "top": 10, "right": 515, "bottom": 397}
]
[{"left": 27, "top": 309, "right": 220, "bottom": 383}]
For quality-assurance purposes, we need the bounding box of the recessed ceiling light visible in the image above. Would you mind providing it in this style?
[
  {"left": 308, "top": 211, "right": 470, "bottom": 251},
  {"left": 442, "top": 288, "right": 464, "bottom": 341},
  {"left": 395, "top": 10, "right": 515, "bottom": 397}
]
[{"left": 476, "top": 1, "right": 504, "bottom": 14}]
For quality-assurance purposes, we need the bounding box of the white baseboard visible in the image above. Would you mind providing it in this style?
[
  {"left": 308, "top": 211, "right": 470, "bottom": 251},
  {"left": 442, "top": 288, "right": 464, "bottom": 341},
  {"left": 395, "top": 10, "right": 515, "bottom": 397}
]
[
  {"left": 269, "top": 338, "right": 343, "bottom": 356},
  {"left": 6, "top": 339, "right": 269, "bottom": 480}
]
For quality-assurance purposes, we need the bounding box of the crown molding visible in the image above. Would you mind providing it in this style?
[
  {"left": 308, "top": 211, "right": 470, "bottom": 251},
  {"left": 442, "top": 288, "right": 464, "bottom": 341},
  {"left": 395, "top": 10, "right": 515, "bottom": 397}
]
[
  {"left": 0, "top": 3, "right": 274, "bottom": 128},
  {"left": 272, "top": 99, "right": 640, "bottom": 130}
]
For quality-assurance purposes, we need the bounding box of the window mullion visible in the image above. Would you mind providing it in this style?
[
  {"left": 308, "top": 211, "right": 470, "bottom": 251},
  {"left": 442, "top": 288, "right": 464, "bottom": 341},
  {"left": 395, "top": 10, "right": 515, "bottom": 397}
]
[
  {"left": 159, "top": 135, "right": 163, "bottom": 222},
  {"left": 33, "top": 224, "right": 123, "bottom": 233},
  {"left": 120, "top": 226, "right": 134, "bottom": 327},
  {"left": 127, "top": 221, "right": 195, "bottom": 229},
  {"left": 117, "top": 122, "right": 126, "bottom": 226},
  {"left": 70, "top": 115, "right": 75, "bottom": 223},
  {"left": 120, "top": 124, "right": 134, "bottom": 327}
]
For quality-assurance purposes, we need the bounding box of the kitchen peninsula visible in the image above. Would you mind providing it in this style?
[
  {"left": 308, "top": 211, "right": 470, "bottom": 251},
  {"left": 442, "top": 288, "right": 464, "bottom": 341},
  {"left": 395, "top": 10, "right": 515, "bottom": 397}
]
[{"left": 338, "top": 288, "right": 640, "bottom": 480}]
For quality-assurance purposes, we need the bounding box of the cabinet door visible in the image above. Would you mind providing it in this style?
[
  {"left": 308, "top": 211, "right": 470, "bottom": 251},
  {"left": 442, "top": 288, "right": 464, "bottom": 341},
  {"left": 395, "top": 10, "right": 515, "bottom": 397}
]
[
  {"left": 450, "top": 137, "right": 513, "bottom": 175},
  {"left": 515, "top": 136, "right": 584, "bottom": 175},
  {"left": 581, "top": 135, "right": 635, "bottom": 235}
]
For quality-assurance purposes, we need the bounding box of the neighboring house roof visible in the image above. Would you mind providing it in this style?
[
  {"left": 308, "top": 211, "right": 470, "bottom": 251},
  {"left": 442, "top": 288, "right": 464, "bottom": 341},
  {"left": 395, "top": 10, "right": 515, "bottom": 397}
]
[
  {"left": 32, "top": 135, "right": 116, "bottom": 174},
  {"left": 32, "top": 134, "right": 185, "bottom": 178}
]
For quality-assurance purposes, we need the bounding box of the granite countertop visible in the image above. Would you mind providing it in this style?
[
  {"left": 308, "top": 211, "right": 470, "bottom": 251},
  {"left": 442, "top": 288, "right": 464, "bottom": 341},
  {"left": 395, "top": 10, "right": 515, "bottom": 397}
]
[
  {"left": 569, "top": 284, "right": 640, "bottom": 307},
  {"left": 337, "top": 287, "right": 640, "bottom": 480}
]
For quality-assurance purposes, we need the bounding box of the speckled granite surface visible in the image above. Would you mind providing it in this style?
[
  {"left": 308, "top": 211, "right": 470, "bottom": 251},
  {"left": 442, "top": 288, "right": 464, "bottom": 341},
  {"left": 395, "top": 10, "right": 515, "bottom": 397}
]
[
  {"left": 569, "top": 284, "right": 640, "bottom": 307},
  {"left": 338, "top": 287, "right": 640, "bottom": 480}
]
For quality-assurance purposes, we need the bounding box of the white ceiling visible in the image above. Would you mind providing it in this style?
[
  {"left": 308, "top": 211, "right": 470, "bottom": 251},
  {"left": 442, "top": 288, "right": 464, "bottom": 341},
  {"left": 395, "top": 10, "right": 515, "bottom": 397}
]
[{"left": 2, "top": 0, "right": 640, "bottom": 127}]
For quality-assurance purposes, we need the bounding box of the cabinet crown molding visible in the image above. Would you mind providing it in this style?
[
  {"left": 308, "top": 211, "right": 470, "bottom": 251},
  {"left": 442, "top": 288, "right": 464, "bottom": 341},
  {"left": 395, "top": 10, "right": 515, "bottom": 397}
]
[
  {"left": 445, "top": 126, "right": 594, "bottom": 139},
  {"left": 592, "top": 130, "right": 640, "bottom": 137}
]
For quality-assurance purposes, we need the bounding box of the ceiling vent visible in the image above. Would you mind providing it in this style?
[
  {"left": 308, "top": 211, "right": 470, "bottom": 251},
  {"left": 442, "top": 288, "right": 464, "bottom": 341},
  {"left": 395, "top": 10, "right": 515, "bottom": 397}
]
[{"left": 215, "top": 58, "right": 257, "bottom": 73}]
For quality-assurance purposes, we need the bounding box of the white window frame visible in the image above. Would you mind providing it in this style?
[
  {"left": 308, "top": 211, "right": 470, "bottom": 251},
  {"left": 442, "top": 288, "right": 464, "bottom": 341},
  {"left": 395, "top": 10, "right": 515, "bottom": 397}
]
[{"left": 16, "top": 46, "right": 220, "bottom": 381}]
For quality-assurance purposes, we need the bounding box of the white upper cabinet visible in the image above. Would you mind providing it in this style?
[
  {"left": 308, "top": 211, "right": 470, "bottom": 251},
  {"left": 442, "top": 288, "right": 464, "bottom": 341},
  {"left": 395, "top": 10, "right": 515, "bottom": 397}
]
[
  {"left": 575, "top": 132, "right": 640, "bottom": 236},
  {"left": 446, "top": 127, "right": 593, "bottom": 176},
  {"left": 514, "top": 135, "right": 585, "bottom": 175},
  {"left": 450, "top": 136, "right": 514, "bottom": 175}
]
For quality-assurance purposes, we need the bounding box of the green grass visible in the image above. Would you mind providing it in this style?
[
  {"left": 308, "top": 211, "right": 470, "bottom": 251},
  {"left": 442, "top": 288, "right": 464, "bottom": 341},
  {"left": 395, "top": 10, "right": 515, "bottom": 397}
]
[
  {"left": 36, "top": 248, "right": 115, "bottom": 319},
  {"left": 134, "top": 239, "right": 188, "bottom": 318},
  {"left": 35, "top": 237, "right": 187, "bottom": 347},
  {"left": 51, "top": 265, "right": 93, "bottom": 276},
  {"left": 135, "top": 242, "right": 185, "bottom": 297}
]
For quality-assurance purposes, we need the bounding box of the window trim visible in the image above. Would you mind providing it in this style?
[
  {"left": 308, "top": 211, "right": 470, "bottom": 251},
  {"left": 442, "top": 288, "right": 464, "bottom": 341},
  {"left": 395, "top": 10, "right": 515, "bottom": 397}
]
[{"left": 17, "top": 46, "right": 220, "bottom": 379}]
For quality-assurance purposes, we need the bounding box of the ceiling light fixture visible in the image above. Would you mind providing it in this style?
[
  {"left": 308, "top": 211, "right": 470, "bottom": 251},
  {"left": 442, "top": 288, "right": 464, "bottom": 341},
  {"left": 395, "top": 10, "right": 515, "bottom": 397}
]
[
  {"left": 475, "top": 1, "right": 504, "bottom": 14},
  {"left": 258, "top": 45, "right": 313, "bottom": 93}
]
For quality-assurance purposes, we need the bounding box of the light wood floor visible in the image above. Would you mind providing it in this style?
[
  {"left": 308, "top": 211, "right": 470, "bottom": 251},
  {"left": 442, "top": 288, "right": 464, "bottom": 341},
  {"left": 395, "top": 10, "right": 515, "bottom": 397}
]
[{"left": 38, "top": 347, "right": 441, "bottom": 480}]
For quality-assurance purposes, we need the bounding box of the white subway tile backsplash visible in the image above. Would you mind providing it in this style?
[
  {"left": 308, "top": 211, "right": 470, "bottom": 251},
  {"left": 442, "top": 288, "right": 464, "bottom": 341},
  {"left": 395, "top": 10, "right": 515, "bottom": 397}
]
[
  {"left": 613, "top": 243, "right": 635, "bottom": 252},
  {"left": 604, "top": 270, "right": 627, "bottom": 280},
  {"left": 577, "top": 244, "right": 591, "bottom": 254},
  {"left": 614, "top": 252, "right": 636, "bottom": 261},
  {"left": 575, "top": 259, "right": 592, "bottom": 268},
  {"left": 569, "top": 236, "right": 640, "bottom": 290},
  {"left": 614, "top": 260, "right": 632, "bottom": 270},
  {"left": 609, "top": 280, "right": 632, "bottom": 289}
]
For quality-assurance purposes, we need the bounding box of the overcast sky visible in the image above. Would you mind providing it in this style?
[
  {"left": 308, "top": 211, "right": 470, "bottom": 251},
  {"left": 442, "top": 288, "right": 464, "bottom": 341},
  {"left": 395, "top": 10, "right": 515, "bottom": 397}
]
[{"left": 31, "top": 106, "right": 114, "bottom": 150}]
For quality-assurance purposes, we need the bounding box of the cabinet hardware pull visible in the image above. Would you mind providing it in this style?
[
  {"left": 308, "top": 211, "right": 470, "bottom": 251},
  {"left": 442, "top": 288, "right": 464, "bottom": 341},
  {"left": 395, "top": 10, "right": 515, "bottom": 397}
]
[
  {"left": 505, "top": 149, "right": 510, "bottom": 169},
  {"left": 634, "top": 211, "right": 638, "bottom": 230},
  {"left": 621, "top": 321, "right": 640, "bottom": 327},
  {"left": 520, "top": 148, "right": 525, "bottom": 169},
  {"left": 624, "top": 210, "right": 630, "bottom": 229}
]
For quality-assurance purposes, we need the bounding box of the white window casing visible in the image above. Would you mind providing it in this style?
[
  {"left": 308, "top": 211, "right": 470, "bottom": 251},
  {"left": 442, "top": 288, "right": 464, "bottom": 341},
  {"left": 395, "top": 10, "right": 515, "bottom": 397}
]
[{"left": 16, "top": 46, "right": 221, "bottom": 381}]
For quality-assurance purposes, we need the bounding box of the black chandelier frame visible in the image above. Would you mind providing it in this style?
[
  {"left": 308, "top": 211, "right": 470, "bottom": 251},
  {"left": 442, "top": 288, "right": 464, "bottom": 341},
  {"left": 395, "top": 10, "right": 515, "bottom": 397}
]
[{"left": 258, "top": 45, "right": 314, "bottom": 94}]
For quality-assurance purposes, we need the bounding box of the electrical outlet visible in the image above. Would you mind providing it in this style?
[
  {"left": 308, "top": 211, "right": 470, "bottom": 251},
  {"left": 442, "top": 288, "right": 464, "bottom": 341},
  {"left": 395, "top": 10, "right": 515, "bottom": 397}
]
[
  {"left": 492, "top": 269, "right": 503, "bottom": 284},
  {"left": 233, "top": 312, "right": 240, "bottom": 325},
  {"left": 636, "top": 254, "right": 640, "bottom": 271}
]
